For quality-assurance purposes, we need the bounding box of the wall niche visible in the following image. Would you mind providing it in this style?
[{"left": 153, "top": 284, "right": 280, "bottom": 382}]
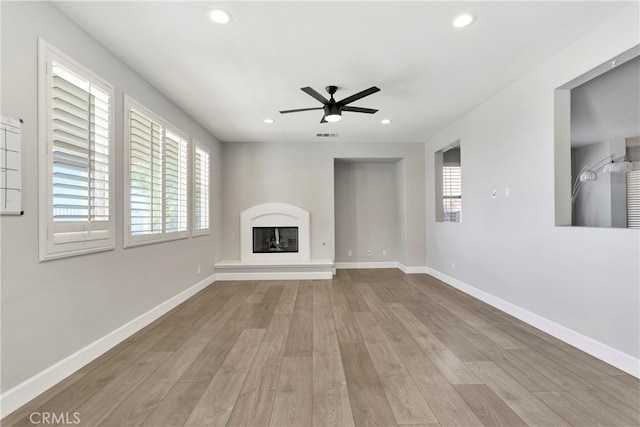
[{"left": 556, "top": 46, "right": 640, "bottom": 228}]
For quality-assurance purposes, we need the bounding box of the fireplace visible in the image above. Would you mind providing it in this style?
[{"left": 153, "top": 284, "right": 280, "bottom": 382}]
[
  {"left": 240, "top": 202, "right": 310, "bottom": 262},
  {"left": 215, "top": 202, "right": 333, "bottom": 280},
  {"left": 253, "top": 227, "right": 299, "bottom": 253}
]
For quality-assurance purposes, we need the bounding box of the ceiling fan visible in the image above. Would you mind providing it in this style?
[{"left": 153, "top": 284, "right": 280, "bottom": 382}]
[{"left": 279, "top": 85, "right": 380, "bottom": 123}]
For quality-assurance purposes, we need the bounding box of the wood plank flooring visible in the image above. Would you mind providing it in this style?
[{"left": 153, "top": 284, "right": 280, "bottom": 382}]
[{"left": 3, "top": 269, "right": 639, "bottom": 427}]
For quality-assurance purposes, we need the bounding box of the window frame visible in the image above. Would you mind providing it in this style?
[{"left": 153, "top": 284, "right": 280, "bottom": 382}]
[
  {"left": 124, "top": 95, "right": 190, "bottom": 248},
  {"left": 38, "top": 39, "right": 115, "bottom": 261},
  {"left": 192, "top": 140, "right": 211, "bottom": 237}
]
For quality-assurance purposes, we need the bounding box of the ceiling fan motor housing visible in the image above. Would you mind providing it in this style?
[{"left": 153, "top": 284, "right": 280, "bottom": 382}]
[{"left": 324, "top": 103, "right": 340, "bottom": 116}]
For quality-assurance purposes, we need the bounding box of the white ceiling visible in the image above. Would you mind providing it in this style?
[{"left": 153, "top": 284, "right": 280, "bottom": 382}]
[{"left": 53, "top": 1, "right": 632, "bottom": 144}]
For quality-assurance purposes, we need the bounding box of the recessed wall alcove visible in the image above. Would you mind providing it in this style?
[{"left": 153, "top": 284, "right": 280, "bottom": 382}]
[{"left": 554, "top": 45, "right": 640, "bottom": 228}]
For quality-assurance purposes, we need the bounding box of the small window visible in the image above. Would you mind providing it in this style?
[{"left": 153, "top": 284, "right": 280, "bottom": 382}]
[
  {"left": 38, "top": 40, "right": 115, "bottom": 260},
  {"left": 124, "top": 96, "right": 189, "bottom": 247},
  {"left": 443, "top": 164, "right": 462, "bottom": 222},
  {"left": 193, "top": 141, "right": 210, "bottom": 236},
  {"left": 435, "top": 142, "right": 462, "bottom": 223}
]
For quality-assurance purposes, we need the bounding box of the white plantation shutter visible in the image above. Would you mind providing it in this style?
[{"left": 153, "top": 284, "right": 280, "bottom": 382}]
[
  {"left": 193, "top": 142, "right": 210, "bottom": 235},
  {"left": 164, "top": 130, "right": 188, "bottom": 233},
  {"left": 125, "top": 97, "right": 189, "bottom": 246},
  {"left": 443, "top": 165, "right": 461, "bottom": 222},
  {"left": 52, "top": 65, "right": 111, "bottom": 225},
  {"left": 130, "top": 109, "right": 163, "bottom": 236},
  {"left": 39, "top": 41, "right": 115, "bottom": 260},
  {"left": 628, "top": 170, "right": 640, "bottom": 229}
]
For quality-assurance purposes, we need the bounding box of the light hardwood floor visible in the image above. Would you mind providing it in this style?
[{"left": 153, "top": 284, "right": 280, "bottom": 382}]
[{"left": 3, "top": 269, "right": 639, "bottom": 426}]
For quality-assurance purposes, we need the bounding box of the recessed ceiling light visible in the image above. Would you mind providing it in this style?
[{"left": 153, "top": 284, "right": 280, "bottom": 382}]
[
  {"left": 453, "top": 13, "right": 475, "bottom": 28},
  {"left": 209, "top": 9, "right": 232, "bottom": 24},
  {"left": 381, "top": 119, "right": 392, "bottom": 125},
  {"left": 264, "top": 118, "right": 274, "bottom": 124}
]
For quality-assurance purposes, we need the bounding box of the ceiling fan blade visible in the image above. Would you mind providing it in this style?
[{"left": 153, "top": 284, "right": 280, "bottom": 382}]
[
  {"left": 342, "top": 106, "right": 378, "bottom": 114},
  {"left": 279, "top": 107, "right": 324, "bottom": 114},
  {"left": 337, "top": 86, "right": 380, "bottom": 106},
  {"left": 301, "top": 87, "right": 329, "bottom": 104}
]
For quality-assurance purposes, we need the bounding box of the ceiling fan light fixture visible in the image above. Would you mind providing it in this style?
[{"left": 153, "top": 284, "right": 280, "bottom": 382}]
[
  {"left": 209, "top": 9, "right": 232, "bottom": 24},
  {"left": 324, "top": 103, "right": 342, "bottom": 122},
  {"left": 453, "top": 13, "right": 475, "bottom": 28}
]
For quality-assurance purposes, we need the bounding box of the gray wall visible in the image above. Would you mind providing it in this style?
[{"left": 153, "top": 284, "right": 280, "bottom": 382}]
[
  {"left": 1, "top": 2, "right": 222, "bottom": 393},
  {"left": 425, "top": 3, "right": 639, "bottom": 360},
  {"left": 334, "top": 160, "right": 400, "bottom": 263},
  {"left": 221, "top": 141, "right": 425, "bottom": 267}
]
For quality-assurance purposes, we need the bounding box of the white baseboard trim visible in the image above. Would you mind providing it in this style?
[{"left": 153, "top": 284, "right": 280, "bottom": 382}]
[
  {"left": 335, "top": 261, "right": 399, "bottom": 269},
  {"left": 0, "top": 273, "right": 217, "bottom": 419},
  {"left": 397, "top": 263, "right": 428, "bottom": 274},
  {"left": 335, "top": 262, "right": 427, "bottom": 275},
  {"left": 215, "top": 271, "right": 332, "bottom": 280},
  {"left": 426, "top": 268, "right": 640, "bottom": 378}
]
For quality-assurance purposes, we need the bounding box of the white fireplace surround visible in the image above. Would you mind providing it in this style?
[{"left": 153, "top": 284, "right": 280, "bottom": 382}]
[
  {"left": 215, "top": 202, "right": 332, "bottom": 280},
  {"left": 241, "top": 203, "right": 310, "bottom": 262}
]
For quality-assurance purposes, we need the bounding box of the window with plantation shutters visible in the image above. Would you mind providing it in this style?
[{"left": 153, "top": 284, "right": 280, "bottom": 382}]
[
  {"left": 628, "top": 170, "right": 640, "bottom": 229},
  {"left": 125, "top": 97, "right": 189, "bottom": 247},
  {"left": 435, "top": 144, "right": 462, "bottom": 223},
  {"left": 443, "top": 166, "right": 462, "bottom": 222},
  {"left": 39, "top": 40, "right": 115, "bottom": 260},
  {"left": 193, "top": 141, "right": 210, "bottom": 236}
]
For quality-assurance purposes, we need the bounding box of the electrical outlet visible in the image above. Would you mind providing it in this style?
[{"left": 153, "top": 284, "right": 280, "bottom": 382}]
[
  {"left": 197, "top": 265, "right": 201, "bottom": 275},
  {"left": 347, "top": 249, "right": 352, "bottom": 257},
  {"left": 382, "top": 249, "right": 387, "bottom": 256},
  {"left": 367, "top": 250, "right": 372, "bottom": 256},
  {"left": 451, "top": 261, "right": 456, "bottom": 270}
]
